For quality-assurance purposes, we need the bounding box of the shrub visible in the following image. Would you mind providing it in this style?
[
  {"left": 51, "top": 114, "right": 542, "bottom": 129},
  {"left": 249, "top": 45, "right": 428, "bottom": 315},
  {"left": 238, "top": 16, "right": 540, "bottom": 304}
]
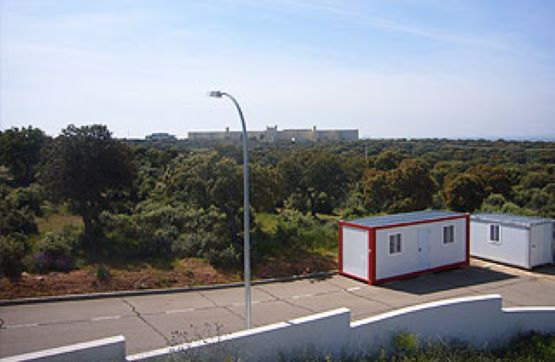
[
  {"left": 0, "top": 204, "right": 38, "bottom": 235},
  {"left": 252, "top": 210, "right": 337, "bottom": 258},
  {"left": 206, "top": 244, "right": 241, "bottom": 270},
  {"left": 0, "top": 234, "right": 28, "bottom": 280},
  {"left": 96, "top": 263, "right": 111, "bottom": 281},
  {"left": 33, "top": 226, "right": 80, "bottom": 272},
  {"left": 392, "top": 332, "right": 420, "bottom": 355},
  {"left": 10, "top": 185, "right": 44, "bottom": 216}
]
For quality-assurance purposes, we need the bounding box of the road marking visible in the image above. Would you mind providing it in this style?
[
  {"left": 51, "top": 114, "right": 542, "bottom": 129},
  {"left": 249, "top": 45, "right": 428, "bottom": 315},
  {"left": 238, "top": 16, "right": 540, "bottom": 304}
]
[
  {"left": 291, "top": 294, "right": 313, "bottom": 300},
  {"left": 165, "top": 308, "right": 194, "bottom": 314},
  {"left": 347, "top": 287, "right": 361, "bottom": 292},
  {"left": 7, "top": 323, "right": 39, "bottom": 329},
  {"left": 231, "top": 301, "right": 262, "bottom": 307},
  {"left": 90, "top": 315, "right": 121, "bottom": 321}
]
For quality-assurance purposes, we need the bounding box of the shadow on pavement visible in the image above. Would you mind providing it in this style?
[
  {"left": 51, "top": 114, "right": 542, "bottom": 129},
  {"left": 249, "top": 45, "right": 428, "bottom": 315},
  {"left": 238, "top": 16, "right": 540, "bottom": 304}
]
[
  {"left": 377, "top": 266, "right": 516, "bottom": 295},
  {"left": 531, "top": 264, "right": 555, "bottom": 276}
]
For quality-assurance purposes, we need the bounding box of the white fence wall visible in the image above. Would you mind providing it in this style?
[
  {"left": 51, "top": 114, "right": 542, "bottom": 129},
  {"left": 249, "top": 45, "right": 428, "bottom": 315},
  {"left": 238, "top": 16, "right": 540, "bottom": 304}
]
[
  {"left": 4, "top": 295, "right": 555, "bottom": 362},
  {"left": 1, "top": 336, "right": 125, "bottom": 362}
]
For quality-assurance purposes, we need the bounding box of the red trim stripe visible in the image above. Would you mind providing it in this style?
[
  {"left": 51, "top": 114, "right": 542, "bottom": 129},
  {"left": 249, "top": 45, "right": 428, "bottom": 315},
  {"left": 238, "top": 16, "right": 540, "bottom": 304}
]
[
  {"left": 339, "top": 270, "right": 370, "bottom": 283},
  {"left": 465, "top": 213, "right": 470, "bottom": 266},
  {"left": 369, "top": 228, "right": 376, "bottom": 285},
  {"left": 338, "top": 221, "right": 343, "bottom": 272}
]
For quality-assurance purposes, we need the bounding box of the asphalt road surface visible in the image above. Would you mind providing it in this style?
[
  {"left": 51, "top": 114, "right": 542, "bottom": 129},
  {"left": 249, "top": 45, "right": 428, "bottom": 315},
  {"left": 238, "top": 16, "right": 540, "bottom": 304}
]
[{"left": 1, "top": 259, "right": 554, "bottom": 358}]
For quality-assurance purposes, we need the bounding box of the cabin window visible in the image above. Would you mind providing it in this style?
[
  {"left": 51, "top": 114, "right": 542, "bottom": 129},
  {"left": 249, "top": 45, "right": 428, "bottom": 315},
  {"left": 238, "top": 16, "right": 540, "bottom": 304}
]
[
  {"left": 389, "top": 233, "right": 402, "bottom": 254},
  {"left": 443, "top": 225, "right": 455, "bottom": 244},
  {"left": 489, "top": 224, "right": 500, "bottom": 243}
]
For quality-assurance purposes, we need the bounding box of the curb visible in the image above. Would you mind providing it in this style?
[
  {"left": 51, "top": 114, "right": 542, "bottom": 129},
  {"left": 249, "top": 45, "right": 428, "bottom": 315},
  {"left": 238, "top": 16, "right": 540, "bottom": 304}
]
[{"left": 0, "top": 271, "right": 337, "bottom": 306}]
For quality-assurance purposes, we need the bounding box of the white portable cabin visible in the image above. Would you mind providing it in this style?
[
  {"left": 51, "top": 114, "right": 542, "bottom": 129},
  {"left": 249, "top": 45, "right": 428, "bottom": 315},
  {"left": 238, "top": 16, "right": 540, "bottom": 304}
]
[
  {"left": 339, "top": 210, "right": 469, "bottom": 285},
  {"left": 470, "top": 213, "right": 553, "bottom": 269}
]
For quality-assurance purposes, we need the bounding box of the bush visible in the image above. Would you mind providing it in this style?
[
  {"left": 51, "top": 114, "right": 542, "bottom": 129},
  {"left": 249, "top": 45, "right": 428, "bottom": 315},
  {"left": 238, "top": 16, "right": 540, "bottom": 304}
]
[
  {"left": 10, "top": 185, "right": 44, "bottom": 216},
  {"left": 252, "top": 210, "right": 337, "bottom": 259},
  {"left": 206, "top": 244, "right": 241, "bottom": 270},
  {"left": 0, "top": 204, "right": 38, "bottom": 235},
  {"left": 33, "top": 226, "right": 80, "bottom": 272},
  {"left": 96, "top": 263, "right": 111, "bottom": 281},
  {"left": 0, "top": 234, "right": 28, "bottom": 280}
]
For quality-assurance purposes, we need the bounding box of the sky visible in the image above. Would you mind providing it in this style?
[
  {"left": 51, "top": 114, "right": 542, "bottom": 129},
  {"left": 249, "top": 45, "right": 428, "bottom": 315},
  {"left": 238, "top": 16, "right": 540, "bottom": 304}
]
[{"left": 1, "top": 0, "right": 554, "bottom": 139}]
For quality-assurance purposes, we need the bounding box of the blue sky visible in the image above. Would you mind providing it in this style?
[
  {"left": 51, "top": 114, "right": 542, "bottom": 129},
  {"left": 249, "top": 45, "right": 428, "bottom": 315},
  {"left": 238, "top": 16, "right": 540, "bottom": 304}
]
[{"left": 1, "top": 0, "right": 554, "bottom": 139}]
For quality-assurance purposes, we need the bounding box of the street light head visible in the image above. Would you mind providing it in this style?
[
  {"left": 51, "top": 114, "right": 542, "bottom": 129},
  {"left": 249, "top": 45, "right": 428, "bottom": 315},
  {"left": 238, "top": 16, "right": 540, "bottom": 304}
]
[{"left": 208, "top": 90, "right": 223, "bottom": 98}]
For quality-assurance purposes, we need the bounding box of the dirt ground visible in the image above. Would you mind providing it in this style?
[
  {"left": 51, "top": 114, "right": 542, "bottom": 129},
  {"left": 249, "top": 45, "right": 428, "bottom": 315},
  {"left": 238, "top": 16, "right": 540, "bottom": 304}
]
[{"left": 0, "top": 255, "right": 336, "bottom": 299}]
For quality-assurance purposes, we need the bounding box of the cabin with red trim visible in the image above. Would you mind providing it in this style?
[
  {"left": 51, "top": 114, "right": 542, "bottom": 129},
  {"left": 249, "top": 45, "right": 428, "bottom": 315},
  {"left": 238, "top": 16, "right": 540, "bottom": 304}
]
[{"left": 339, "top": 210, "right": 469, "bottom": 285}]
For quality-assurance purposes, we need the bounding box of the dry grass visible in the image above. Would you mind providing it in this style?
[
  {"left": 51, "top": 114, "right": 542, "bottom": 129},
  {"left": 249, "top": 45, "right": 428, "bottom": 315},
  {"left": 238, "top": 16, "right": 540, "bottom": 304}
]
[{"left": 36, "top": 213, "right": 83, "bottom": 234}]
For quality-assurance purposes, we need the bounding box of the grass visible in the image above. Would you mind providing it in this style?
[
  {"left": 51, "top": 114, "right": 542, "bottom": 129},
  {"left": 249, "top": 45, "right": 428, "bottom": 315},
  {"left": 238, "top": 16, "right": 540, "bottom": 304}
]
[{"left": 36, "top": 208, "right": 83, "bottom": 234}]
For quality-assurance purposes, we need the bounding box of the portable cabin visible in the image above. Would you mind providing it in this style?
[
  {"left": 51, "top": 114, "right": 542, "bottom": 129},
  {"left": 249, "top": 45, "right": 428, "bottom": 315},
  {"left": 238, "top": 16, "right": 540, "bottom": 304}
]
[
  {"left": 470, "top": 213, "right": 553, "bottom": 269},
  {"left": 339, "top": 210, "right": 469, "bottom": 285}
]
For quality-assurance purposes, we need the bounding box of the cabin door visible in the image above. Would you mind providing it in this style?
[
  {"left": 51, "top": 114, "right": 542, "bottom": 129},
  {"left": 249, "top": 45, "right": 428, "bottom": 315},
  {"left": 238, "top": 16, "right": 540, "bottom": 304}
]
[
  {"left": 530, "top": 226, "right": 548, "bottom": 267},
  {"left": 342, "top": 227, "right": 369, "bottom": 280},
  {"left": 418, "top": 228, "right": 431, "bottom": 269}
]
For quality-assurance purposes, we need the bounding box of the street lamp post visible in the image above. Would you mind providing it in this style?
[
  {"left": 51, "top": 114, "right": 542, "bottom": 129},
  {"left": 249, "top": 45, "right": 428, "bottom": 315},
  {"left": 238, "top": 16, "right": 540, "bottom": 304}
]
[{"left": 208, "top": 90, "right": 251, "bottom": 329}]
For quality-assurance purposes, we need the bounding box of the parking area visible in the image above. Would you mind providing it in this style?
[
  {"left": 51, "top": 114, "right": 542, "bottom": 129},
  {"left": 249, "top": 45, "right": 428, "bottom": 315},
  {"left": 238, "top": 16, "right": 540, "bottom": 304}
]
[{"left": 1, "top": 258, "right": 554, "bottom": 357}]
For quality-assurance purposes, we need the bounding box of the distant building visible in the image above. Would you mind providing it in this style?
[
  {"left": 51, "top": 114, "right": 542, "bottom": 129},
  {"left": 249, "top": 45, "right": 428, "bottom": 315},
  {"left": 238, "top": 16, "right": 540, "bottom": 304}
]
[
  {"left": 145, "top": 133, "right": 177, "bottom": 142},
  {"left": 188, "top": 126, "right": 358, "bottom": 142}
]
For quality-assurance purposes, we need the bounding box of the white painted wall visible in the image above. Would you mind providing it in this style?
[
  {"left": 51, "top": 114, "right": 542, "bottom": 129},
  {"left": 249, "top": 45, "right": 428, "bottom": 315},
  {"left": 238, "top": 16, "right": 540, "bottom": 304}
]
[
  {"left": 6, "top": 296, "right": 555, "bottom": 362},
  {"left": 350, "top": 296, "right": 555, "bottom": 351},
  {"left": 1, "top": 335, "right": 125, "bottom": 362},
  {"left": 342, "top": 227, "right": 368, "bottom": 280},
  {"left": 125, "top": 295, "right": 555, "bottom": 362},
  {"left": 375, "top": 218, "right": 466, "bottom": 280},
  {"left": 470, "top": 221, "right": 553, "bottom": 269}
]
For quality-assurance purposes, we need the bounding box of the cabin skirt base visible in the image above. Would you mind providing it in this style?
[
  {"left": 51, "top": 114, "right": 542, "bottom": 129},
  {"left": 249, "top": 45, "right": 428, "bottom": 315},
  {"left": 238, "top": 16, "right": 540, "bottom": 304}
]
[
  {"left": 470, "top": 255, "right": 552, "bottom": 270},
  {"left": 340, "top": 261, "right": 467, "bottom": 285}
]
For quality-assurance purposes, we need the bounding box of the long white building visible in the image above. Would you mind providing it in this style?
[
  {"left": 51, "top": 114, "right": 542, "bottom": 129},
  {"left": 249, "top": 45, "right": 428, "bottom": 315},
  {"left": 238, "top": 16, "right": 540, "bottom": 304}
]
[{"left": 188, "top": 125, "right": 358, "bottom": 142}]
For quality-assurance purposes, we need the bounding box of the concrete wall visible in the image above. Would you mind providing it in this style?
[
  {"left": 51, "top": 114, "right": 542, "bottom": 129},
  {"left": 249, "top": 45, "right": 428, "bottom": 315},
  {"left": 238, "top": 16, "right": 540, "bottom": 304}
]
[
  {"left": 316, "top": 129, "right": 359, "bottom": 141},
  {"left": 1, "top": 336, "right": 125, "bottom": 362},
  {"left": 471, "top": 221, "right": 531, "bottom": 268},
  {"left": 6, "top": 295, "right": 555, "bottom": 361},
  {"left": 375, "top": 218, "right": 466, "bottom": 280},
  {"left": 126, "top": 295, "right": 555, "bottom": 361}
]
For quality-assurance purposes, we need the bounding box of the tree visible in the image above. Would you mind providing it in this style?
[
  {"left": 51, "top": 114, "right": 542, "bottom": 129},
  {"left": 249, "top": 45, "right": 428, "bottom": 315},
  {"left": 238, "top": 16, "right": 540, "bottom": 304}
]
[
  {"left": 468, "top": 165, "right": 512, "bottom": 198},
  {"left": 250, "top": 163, "right": 281, "bottom": 212},
  {"left": 39, "top": 125, "right": 136, "bottom": 251},
  {"left": 372, "top": 149, "right": 406, "bottom": 171},
  {"left": 0, "top": 126, "right": 48, "bottom": 186},
  {"left": 443, "top": 173, "right": 486, "bottom": 212},
  {"left": 278, "top": 150, "right": 349, "bottom": 216},
  {"left": 161, "top": 151, "right": 243, "bottom": 243},
  {"left": 361, "top": 168, "right": 389, "bottom": 212},
  {"left": 362, "top": 159, "right": 435, "bottom": 213},
  {"left": 0, "top": 184, "right": 38, "bottom": 235},
  {"left": 388, "top": 159, "right": 436, "bottom": 212}
]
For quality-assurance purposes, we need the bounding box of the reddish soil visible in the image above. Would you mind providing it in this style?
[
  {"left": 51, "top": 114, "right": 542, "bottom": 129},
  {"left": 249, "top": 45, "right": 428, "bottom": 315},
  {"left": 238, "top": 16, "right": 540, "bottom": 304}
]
[{"left": 0, "top": 255, "right": 337, "bottom": 300}]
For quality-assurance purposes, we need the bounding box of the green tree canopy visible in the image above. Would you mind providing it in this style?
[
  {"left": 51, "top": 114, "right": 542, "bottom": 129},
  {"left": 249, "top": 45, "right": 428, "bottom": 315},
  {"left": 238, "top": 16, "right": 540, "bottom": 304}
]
[
  {"left": 0, "top": 126, "right": 48, "bottom": 186},
  {"left": 39, "top": 125, "right": 136, "bottom": 249},
  {"left": 443, "top": 173, "right": 486, "bottom": 212},
  {"left": 362, "top": 159, "right": 435, "bottom": 213},
  {"left": 278, "top": 150, "right": 349, "bottom": 216}
]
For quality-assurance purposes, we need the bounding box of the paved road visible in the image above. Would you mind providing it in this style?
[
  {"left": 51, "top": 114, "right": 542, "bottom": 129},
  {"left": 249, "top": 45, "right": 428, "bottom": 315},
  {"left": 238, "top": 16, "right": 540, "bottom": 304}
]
[{"left": 1, "top": 259, "right": 554, "bottom": 358}]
